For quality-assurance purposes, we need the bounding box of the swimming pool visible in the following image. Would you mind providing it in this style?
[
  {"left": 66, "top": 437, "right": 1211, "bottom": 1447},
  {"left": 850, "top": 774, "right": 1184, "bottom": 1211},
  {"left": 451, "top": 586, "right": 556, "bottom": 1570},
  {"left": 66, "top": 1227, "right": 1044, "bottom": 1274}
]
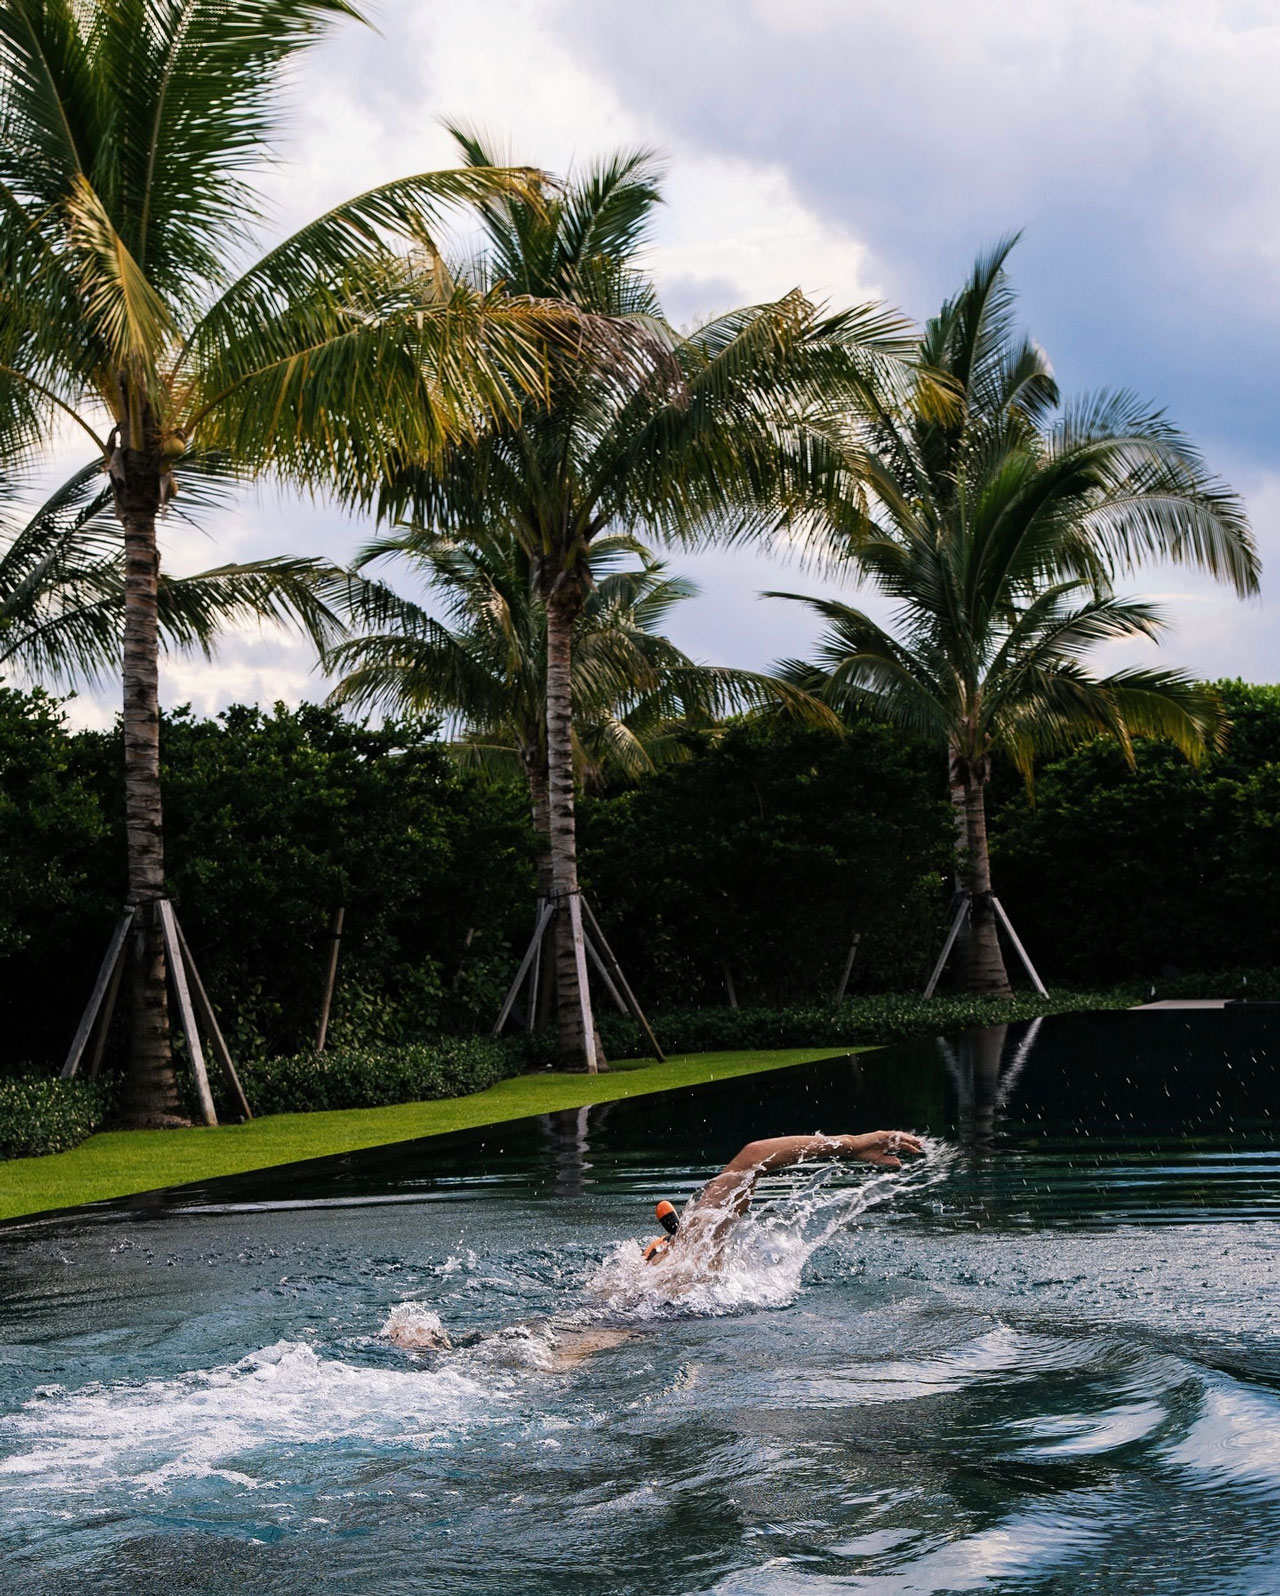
[{"left": 2, "top": 1009, "right": 1279, "bottom": 1594}]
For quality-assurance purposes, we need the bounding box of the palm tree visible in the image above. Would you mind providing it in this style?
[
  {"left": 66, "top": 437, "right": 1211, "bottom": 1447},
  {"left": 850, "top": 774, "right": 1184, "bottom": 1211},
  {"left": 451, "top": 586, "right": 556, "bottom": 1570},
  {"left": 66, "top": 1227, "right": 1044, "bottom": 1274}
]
[
  {"left": 370, "top": 129, "right": 913, "bottom": 1068},
  {"left": 326, "top": 528, "right": 792, "bottom": 875},
  {"left": 0, "top": 1, "right": 561, "bottom": 1122},
  {"left": 773, "top": 240, "right": 1258, "bottom": 995},
  {"left": 1, "top": 461, "right": 354, "bottom": 683}
]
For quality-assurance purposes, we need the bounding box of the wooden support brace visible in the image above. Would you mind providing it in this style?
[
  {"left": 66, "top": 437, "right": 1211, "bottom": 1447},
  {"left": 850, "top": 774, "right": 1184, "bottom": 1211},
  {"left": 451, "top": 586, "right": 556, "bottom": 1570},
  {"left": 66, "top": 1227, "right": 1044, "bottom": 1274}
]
[
  {"left": 61, "top": 911, "right": 134, "bottom": 1079},
  {"left": 583, "top": 932, "right": 627, "bottom": 1013},
  {"left": 581, "top": 898, "right": 665, "bottom": 1063},
  {"left": 565, "top": 891, "right": 598, "bottom": 1073},
  {"left": 923, "top": 896, "right": 971, "bottom": 1000},
  {"left": 833, "top": 932, "right": 861, "bottom": 1005},
  {"left": 172, "top": 913, "right": 253, "bottom": 1120},
  {"left": 991, "top": 897, "right": 1048, "bottom": 997},
  {"left": 493, "top": 899, "right": 556, "bottom": 1036},
  {"left": 86, "top": 928, "right": 129, "bottom": 1081},
  {"left": 525, "top": 896, "right": 547, "bottom": 1035},
  {"left": 157, "top": 900, "right": 217, "bottom": 1126}
]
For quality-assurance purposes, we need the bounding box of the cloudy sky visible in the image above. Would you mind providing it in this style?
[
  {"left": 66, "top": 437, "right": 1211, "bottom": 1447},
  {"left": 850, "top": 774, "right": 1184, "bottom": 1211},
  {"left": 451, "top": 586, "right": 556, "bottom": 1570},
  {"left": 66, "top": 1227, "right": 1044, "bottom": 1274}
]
[{"left": 59, "top": 0, "right": 1280, "bottom": 723}]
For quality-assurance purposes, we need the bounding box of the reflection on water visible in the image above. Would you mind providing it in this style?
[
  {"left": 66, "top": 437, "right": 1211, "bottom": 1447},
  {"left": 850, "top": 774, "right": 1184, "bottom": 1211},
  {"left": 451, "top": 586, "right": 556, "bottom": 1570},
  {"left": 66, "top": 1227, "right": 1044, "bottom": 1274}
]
[{"left": 2, "top": 1009, "right": 1280, "bottom": 1595}]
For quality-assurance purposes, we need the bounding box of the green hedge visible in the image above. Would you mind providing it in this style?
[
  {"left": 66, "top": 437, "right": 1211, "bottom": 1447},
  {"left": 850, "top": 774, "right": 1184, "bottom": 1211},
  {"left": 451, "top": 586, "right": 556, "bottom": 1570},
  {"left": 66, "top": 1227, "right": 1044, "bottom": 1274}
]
[
  {"left": 1139, "top": 967, "right": 1280, "bottom": 1002},
  {"left": 591, "top": 988, "right": 1131, "bottom": 1061},
  {"left": 0, "top": 1078, "right": 109, "bottom": 1161},
  {"left": 233, "top": 1035, "right": 523, "bottom": 1117}
]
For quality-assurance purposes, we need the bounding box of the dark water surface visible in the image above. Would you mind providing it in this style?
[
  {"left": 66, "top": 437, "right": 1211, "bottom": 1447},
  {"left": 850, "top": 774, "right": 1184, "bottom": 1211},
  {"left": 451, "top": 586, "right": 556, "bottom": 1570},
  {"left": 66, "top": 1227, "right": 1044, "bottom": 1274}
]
[{"left": 3, "top": 1009, "right": 1280, "bottom": 1595}]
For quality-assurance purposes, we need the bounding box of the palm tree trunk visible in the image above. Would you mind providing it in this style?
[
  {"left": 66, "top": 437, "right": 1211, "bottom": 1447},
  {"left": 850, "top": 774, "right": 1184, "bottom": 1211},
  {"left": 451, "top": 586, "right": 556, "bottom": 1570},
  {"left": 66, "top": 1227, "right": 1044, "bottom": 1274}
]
[
  {"left": 525, "top": 755, "right": 553, "bottom": 902},
  {"left": 525, "top": 756, "right": 557, "bottom": 1028},
  {"left": 544, "top": 587, "right": 598, "bottom": 1071},
  {"left": 116, "top": 450, "right": 184, "bottom": 1126},
  {"left": 949, "top": 772, "right": 1011, "bottom": 997}
]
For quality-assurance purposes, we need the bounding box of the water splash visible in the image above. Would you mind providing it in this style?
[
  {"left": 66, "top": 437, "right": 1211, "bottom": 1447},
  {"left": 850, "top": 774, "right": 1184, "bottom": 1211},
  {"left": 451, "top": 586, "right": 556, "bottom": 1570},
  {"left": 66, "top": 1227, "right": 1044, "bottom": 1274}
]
[
  {"left": 380, "top": 1303, "right": 453, "bottom": 1349},
  {"left": 584, "top": 1137, "right": 957, "bottom": 1320}
]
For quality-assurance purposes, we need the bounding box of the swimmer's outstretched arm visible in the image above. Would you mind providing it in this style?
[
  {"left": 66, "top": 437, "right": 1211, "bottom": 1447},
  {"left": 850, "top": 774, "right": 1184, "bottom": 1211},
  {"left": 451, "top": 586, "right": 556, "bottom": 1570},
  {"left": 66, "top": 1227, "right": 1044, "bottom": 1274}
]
[{"left": 688, "top": 1131, "right": 924, "bottom": 1222}]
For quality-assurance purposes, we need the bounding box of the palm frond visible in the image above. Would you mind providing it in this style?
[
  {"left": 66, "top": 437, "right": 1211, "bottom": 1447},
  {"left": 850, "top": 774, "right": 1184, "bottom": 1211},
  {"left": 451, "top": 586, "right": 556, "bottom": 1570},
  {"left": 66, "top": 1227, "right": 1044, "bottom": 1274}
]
[{"left": 65, "top": 172, "right": 174, "bottom": 383}]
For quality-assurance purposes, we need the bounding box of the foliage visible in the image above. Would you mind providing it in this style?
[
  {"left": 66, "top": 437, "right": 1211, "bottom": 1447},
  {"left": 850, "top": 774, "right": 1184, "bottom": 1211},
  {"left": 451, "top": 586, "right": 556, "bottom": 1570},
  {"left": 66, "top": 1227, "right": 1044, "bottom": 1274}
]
[
  {"left": 0, "top": 1, "right": 553, "bottom": 490},
  {"left": 0, "top": 684, "right": 110, "bottom": 962},
  {"left": 579, "top": 718, "right": 952, "bottom": 1007},
  {"left": 0, "top": 1077, "right": 108, "bottom": 1160},
  {"left": 9, "top": 681, "right": 1280, "bottom": 1084},
  {"left": 234, "top": 1036, "right": 520, "bottom": 1117},
  {"left": 0, "top": 0, "right": 562, "bottom": 1120},
  {"left": 776, "top": 236, "right": 1255, "bottom": 775},
  {"left": 364, "top": 129, "right": 916, "bottom": 1069},
  {"left": 328, "top": 528, "right": 795, "bottom": 793},
  {"left": 991, "top": 681, "right": 1280, "bottom": 981}
]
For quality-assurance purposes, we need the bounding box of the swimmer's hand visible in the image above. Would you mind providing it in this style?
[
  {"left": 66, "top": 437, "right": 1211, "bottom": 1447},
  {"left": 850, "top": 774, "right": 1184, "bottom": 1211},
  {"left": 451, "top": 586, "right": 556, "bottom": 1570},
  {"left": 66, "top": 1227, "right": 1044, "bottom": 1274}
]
[{"left": 837, "top": 1130, "right": 924, "bottom": 1169}]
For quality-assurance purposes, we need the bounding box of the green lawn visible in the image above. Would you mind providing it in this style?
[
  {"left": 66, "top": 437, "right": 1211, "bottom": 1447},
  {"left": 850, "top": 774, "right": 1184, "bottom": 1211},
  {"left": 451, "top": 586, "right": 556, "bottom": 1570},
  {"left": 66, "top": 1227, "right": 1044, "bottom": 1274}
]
[{"left": 0, "top": 1047, "right": 861, "bottom": 1224}]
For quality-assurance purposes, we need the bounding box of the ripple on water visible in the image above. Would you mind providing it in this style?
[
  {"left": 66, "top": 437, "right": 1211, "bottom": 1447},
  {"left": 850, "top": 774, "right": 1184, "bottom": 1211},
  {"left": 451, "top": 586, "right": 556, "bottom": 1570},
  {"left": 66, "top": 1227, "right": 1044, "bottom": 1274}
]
[{"left": 1163, "top": 1377, "right": 1280, "bottom": 1496}]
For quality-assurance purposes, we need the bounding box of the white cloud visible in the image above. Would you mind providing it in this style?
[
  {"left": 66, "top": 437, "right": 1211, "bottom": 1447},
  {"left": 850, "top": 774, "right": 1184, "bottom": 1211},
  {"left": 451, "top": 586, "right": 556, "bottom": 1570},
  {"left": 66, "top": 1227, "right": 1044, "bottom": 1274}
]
[{"left": 652, "top": 154, "right": 878, "bottom": 325}]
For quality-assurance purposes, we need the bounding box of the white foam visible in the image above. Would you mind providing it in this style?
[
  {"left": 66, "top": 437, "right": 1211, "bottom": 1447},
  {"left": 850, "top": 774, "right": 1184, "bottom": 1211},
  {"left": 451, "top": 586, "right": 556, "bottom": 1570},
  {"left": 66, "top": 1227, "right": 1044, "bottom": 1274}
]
[{"left": 0, "top": 1339, "right": 499, "bottom": 1498}]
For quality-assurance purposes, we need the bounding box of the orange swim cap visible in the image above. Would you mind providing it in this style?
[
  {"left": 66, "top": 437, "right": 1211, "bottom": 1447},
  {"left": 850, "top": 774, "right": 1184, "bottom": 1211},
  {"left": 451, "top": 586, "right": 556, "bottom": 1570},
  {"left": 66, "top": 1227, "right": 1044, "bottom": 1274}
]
[{"left": 643, "top": 1200, "right": 679, "bottom": 1263}]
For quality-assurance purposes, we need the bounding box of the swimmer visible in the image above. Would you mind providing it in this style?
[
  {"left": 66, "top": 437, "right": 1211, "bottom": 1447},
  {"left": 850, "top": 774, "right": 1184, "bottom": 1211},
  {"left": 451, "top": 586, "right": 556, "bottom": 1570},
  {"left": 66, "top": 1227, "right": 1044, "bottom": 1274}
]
[
  {"left": 385, "top": 1129, "right": 923, "bottom": 1362},
  {"left": 643, "top": 1130, "right": 924, "bottom": 1263}
]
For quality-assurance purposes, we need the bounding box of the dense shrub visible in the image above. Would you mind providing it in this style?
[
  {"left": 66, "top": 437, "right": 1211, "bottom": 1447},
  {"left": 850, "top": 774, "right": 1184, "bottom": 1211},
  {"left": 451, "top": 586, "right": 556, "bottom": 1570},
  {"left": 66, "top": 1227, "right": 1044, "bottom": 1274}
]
[
  {"left": 0, "top": 696, "right": 535, "bottom": 1069},
  {"left": 0, "top": 1078, "right": 109, "bottom": 1160},
  {"left": 990, "top": 681, "right": 1280, "bottom": 983},
  {"left": 580, "top": 719, "right": 950, "bottom": 1008},
  {"left": 587, "top": 988, "right": 1130, "bottom": 1061},
  {"left": 234, "top": 1036, "right": 522, "bottom": 1117},
  {"left": 1132, "top": 966, "right": 1280, "bottom": 1003},
  {"left": 8, "top": 681, "right": 1280, "bottom": 1082}
]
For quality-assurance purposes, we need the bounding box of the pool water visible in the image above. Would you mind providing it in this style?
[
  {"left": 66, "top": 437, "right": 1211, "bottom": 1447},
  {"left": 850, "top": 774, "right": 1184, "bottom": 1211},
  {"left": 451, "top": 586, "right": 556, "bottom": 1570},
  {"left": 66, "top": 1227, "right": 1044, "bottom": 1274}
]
[{"left": 2, "top": 1009, "right": 1280, "bottom": 1595}]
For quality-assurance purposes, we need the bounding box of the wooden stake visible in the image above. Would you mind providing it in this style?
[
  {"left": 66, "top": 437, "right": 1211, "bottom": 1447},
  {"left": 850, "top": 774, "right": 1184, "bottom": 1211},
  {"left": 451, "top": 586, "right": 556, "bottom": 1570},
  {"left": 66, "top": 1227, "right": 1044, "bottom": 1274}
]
[
  {"left": 61, "top": 911, "right": 134, "bottom": 1079},
  {"left": 525, "top": 896, "right": 546, "bottom": 1034},
  {"left": 172, "top": 913, "right": 253, "bottom": 1121},
  {"left": 536, "top": 909, "right": 555, "bottom": 1030},
  {"left": 580, "top": 898, "right": 665, "bottom": 1063},
  {"left": 315, "top": 904, "right": 345, "bottom": 1053},
  {"left": 86, "top": 929, "right": 129, "bottom": 1081},
  {"left": 833, "top": 932, "right": 861, "bottom": 1004},
  {"left": 157, "top": 900, "right": 217, "bottom": 1126}
]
